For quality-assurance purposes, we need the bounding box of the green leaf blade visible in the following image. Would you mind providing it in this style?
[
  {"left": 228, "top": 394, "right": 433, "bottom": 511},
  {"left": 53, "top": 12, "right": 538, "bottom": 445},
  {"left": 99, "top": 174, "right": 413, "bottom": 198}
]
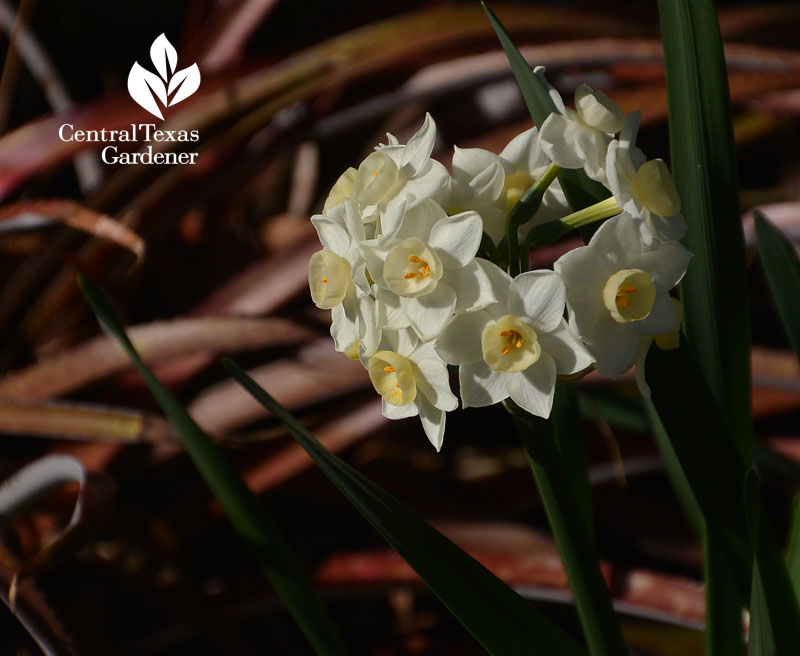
[
  {"left": 223, "top": 357, "right": 586, "bottom": 656},
  {"left": 755, "top": 211, "right": 800, "bottom": 361},
  {"left": 481, "top": 1, "right": 608, "bottom": 213},
  {"left": 658, "top": 0, "right": 751, "bottom": 459},
  {"left": 646, "top": 344, "right": 751, "bottom": 590},
  {"left": 78, "top": 276, "right": 349, "bottom": 656},
  {"left": 513, "top": 407, "right": 626, "bottom": 656},
  {"left": 744, "top": 470, "right": 800, "bottom": 654}
]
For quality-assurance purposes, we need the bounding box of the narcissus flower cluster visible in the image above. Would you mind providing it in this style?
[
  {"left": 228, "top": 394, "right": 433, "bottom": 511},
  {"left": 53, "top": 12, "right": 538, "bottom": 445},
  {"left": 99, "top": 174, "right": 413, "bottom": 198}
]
[{"left": 308, "top": 69, "right": 692, "bottom": 450}]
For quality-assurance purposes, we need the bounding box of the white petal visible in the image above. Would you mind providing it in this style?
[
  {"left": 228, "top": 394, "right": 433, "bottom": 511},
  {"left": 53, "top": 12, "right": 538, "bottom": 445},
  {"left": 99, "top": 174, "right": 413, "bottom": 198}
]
[
  {"left": 637, "top": 240, "right": 693, "bottom": 290},
  {"left": 406, "top": 283, "right": 457, "bottom": 341},
  {"left": 359, "top": 241, "right": 390, "bottom": 288},
  {"left": 587, "top": 321, "right": 639, "bottom": 379},
  {"left": 479, "top": 204, "right": 510, "bottom": 245},
  {"left": 399, "top": 113, "right": 436, "bottom": 176},
  {"left": 357, "top": 295, "right": 382, "bottom": 357},
  {"left": 585, "top": 213, "right": 643, "bottom": 269},
  {"left": 471, "top": 258, "right": 513, "bottom": 314},
  {"left": 382, "top": 398, "right": 419, "bottom": 420},
  {"left": 573, "top": 126, "right": 613, "bottom": 180},
  {"left": 505, "top": 353, "right": 557, "bottom": 418},
  {"left": 539, "top": 114, "right": 587, "bottom": 170},
  {"left": 554, "top": 246, "right": 609, "bottom": 334},
  {"left": 470, "top": 161, "right": 506, "bottom": 203},
  {"left": 390, "top": 198, "right": 446, "bottom": 243},
  {"left": 620, "top": 110, "right": 642, "bottom": 150},
  {"left": 448, "top": 258, "right": 499, "bottom": 313},
  {"left": 311, "top": 215, "right": 349, "bottom": 256},
  {"left": 341, "top": 199, "right": 366, "bottom": 242},
  {"left": 500, "top": 127, "right": 547, "bottom": 173},
  {"left": 375, "top": 289, "right": 410, "bottom": 329},
  {"left": 383, "top": 327, "right": 419, "bottom": 356},
  {"left": 508, "top": 270, "right": 566, "bottom": 333},
  {"left": 404, "top": 160, "right": 451, "bottom": 208},
  {"left": 417, "top": 396, "right": 446, "bottom": 451},
  {"left": 379, "top": 196, "right": 408, "bottom": 238},
  {"left": 330, "top": 304, "right": 357, "bottom": 352},
  {"left": 412, "top": 343, "right": 459, "bottom": 411},
  {"left": 537, "top": 319, "right": 594, "bottom": 375},
  {"left": 635, "top": 293, "right": 679, "bottom": 335},
  {"left": 641, "top": 211, "right": 688, "bottom": 245},
  {"left": 605, "top": 140, "right": 626, "bottom": 201},
  {"left": 533, "top": 66, "right": 566, "bottom": 114},
  {"left": 634, "top": 337, "right": 653, "bottom": 399},
  {"left": 436, "top": 310, "right": 492, "bottom": 365},
  {"left": 428, "top": 211, "right": 483, "bottom": 269},
  {"left": 452, "top": 146, "right": 501, "bottom": 182},
  {"left": 574, "top": 84, "right": 625, "bottom": 134},
  {"left": 459, "top": 361, "right": 508, "bottom": 408}
]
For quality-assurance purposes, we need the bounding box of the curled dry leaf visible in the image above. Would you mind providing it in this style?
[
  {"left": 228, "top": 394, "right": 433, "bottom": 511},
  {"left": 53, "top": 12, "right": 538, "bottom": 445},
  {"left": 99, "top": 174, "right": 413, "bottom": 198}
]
[
  {"left": 0, "top": 455, "right": 115, "bottom": 611},
  {"left": 0, "top": 200, "right": 144, "bottom": 261},
  {"left": 0, "top": 543, "right": 76, "bottom": 656}
]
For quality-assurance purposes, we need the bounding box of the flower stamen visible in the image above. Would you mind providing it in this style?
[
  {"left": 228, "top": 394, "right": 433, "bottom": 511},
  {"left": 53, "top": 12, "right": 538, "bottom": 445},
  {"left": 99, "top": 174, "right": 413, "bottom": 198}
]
[
  {"left": 384, "top": 238, "right": 442, "bottom": 297},
  {"left": 482, "top": 316, "right": 540, "bottom": 372},
  {"left": 384, "top": 365, "right": 395, "bottom": 372},
  {"left": 603, "top": 269, "right": 656, "bottom": 323}
]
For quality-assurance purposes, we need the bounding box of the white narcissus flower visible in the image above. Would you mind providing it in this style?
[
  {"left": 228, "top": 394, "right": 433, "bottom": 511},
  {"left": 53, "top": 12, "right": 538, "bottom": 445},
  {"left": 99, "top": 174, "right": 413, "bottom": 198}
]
[
  {"left": 309, "top": 200, "right": 380, "bottom": 358},
  {"left": 364, "top": 329, "right": 458, "bottom": 450},
  {"left": 536, "top": 67, "right": 625, "bottom": 182},
  {"left": 322, "top": 113, "right": 449, "bottom": 229},
  {"left": 361, "top": 199, "right": 497, "bottom": 341},
  {"left": 554, "top": 213, "right": 692, "bottom": 395},
  {"left": 436, "top": 264, "right": 593, "bottom": 418},
  {"left": 605, "top": 111, "right": 687, "bottom": 246},
  {"left": 632, "top": 298, "right": 683, "bottom": 397},
  {"left": 448, "top": 127, "right": 569, "bottom": 244}
]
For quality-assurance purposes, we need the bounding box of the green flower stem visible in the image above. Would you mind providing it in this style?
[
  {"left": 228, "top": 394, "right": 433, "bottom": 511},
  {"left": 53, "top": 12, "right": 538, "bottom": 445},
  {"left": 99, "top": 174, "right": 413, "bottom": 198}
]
[
  {"left": 521, "top": 196, "right": 622, "bottom": 253},
  {"left": 505, "top": 162, "right": 562, "bottom": 276},
  {"left": 558, "top": 197, "right": 621, "bottom": 229},
  {"left": 508, "top": 402, "right": 627, "bottom": 656}
]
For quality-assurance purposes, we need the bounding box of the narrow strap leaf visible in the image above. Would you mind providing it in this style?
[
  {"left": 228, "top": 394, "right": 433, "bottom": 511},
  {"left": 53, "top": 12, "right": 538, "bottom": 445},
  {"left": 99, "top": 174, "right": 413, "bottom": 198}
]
[
  {"left": 658, "top": 0, "right": 751, "bottom": 458},
  {"left": 744, "top": 470, "right": 800, "bottom": 653},
  {"left": 754, "top": 211, "right": 800, "bottom": 360},
  {"left": 78, "top": 275, "right": 350, "bottom": 656},
  {"left": 481, "top": 1, "right": 608, "bottom": 212},
  {"left": 511, "top": 406, "right": 626, "bottom": 656},
  {"left": 222, "top": 356, "right": 587, "bottom": 656}
]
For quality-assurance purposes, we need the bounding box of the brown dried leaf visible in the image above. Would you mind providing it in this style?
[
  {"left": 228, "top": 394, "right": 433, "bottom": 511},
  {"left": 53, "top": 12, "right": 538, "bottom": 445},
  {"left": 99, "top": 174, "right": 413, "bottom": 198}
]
[
  {"left": 0, "top": 200, "right": 144, "bottom": 260},
  {"left": 0, "top": 316, "right": 315, "bottom": 402}
]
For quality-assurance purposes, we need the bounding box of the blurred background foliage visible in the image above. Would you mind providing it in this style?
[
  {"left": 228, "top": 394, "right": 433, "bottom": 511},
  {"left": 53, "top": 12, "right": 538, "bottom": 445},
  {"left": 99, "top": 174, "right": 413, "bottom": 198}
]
[{"left": 1, "top": 1, "right": 799, "bottom": 654}]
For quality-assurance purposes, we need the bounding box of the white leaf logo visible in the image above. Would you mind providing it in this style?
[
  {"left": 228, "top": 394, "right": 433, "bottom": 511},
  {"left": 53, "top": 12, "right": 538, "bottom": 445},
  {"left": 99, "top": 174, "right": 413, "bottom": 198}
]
[
  {"left": 127, "top": 34, "right": 201, "bottom": 119},
  {"left": 168, "top": 64, "right": 201, "bottom": 106}
]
